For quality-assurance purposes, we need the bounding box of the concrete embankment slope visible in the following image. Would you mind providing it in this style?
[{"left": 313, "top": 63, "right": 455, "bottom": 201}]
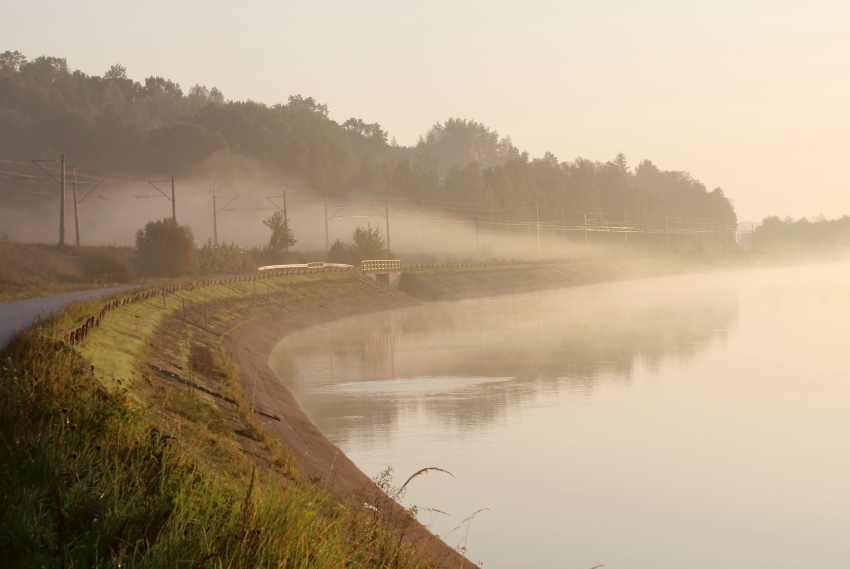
[
  {"left": 227, "top": 298, "right": 415, "bottom": 485},
  {"left": 221, "top": 288, "right": 481, "bottom": 567},
  {"left": 222, "top": 254, "right": 765, "bottom": 567}
]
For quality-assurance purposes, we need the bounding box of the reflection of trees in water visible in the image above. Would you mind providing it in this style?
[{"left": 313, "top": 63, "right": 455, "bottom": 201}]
[{"left": 271, "top": 283, "right": 739, "bottom": 445}]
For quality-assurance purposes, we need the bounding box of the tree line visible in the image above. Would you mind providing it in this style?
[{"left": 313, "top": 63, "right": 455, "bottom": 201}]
[
  {"left": 0, "top": 50, "right": 736, "bottom": 226},
  {"left": 755, "top": 216, "right": 850, "bottom": 251}
]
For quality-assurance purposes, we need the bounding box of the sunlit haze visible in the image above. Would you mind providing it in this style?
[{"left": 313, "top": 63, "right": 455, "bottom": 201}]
[
  {"left": 4, "top": 0, "right": 849, "bottom": 222},
  {"left": 5, "top": 5, "right": 850, "bottom": 569}
]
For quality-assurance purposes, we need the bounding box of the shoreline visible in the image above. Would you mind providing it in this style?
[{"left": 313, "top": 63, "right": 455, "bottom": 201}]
[
  {"left": 220, "top": 254, "right": 772, "bottom": 568},
  {"left": 224, "top": 296, "right": 486, "bottom": 568}
]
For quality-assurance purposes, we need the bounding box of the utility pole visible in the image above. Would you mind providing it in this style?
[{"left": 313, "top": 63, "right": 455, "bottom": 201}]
[
  {"left": 72, "top": 166, "right": 80, "bottom": 246},
  {"left": 31, "top": 154, "right": 66, "bottom": 246},
  {"left": 60, "top": 153, "right": 65, "bottom": 245},
  {"left": 561, "top": 205, "right": 566, "bottom": 243},
  {"left": 325, "top": 198, "right": 349, "bottom": 253},
  {"left": 583, "top": 212, "right": 587, "bottom": 251},
  {"left": 73, "top": 177, "right": 106, "bottom": 246},
  {"left": 212, "top": 184, "right": 218, "bottom": 245},
  {"left": 536, "top": 202, "right": 541, "bottom": 256},
  {"left": 475, "top": 208, "right": 480, "bottom": 254},
  {"left": 263, "top": 193, "right": 288, "bottom": 223},
  {"left": 665, "top": 217, "right": 669, "bottom": 254},
  {"left": 210, "top": 182, "right": 238, "bottom": 246},
  {"left": 367, "top": 200, "right": 391, "bottom": 252},
  {"left": 148, "top": 178, "right": 176, "bottom": 222},
  {"left": 601, "top": 211, "right": 608, "bottom": 246},
  {"left": 385, "top": 199, "right": 391, "bottom": 252},
  {"left": 624, "top": 209, "right": 628, "bottom": 245}
]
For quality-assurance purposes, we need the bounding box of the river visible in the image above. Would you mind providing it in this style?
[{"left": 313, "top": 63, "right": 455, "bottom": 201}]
[{"left": 270, "top": 260, "right": 850, "bottom": 568}]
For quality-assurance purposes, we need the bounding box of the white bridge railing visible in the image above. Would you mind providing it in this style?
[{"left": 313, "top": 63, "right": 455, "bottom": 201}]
[
  {"left": 360, "top": 259, "right": 401, "bottom": 272},
  {"left": 258, "top": 262, "right": 352, "bottom": 271}
]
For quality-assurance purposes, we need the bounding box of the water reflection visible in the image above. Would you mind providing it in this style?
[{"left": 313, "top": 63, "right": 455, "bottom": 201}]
[
  {"left": 270, "top": 263, "right": 850, "bottom": 568},
  {"left": 271, "top": 279, "right": 738, "bottom": 449}
]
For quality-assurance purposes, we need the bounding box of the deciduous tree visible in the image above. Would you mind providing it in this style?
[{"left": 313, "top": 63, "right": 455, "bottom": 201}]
[
  {"left": 262, "top": 211, "right": 297, "bottom": 263},
  {"left": 134, "top": 218, "right": 195, "bottom": 277}
]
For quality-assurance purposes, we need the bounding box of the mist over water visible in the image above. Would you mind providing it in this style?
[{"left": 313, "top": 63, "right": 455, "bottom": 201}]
[{"left": 271, "top": 261, "right": 850, "bottom": 568}]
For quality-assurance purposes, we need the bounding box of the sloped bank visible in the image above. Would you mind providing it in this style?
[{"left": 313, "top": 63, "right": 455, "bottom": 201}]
[
  {"left": 222, "top": 254, "right": 767, "bottom": 567},
  {"left": 3, "top": 269, "right": 464, "bottom": 569},
  {"left": 9, "top": 255, "right": 765, "bottom": 568},
  {"left": 4, "top": 266, "right": 490, "bottom": 569}
]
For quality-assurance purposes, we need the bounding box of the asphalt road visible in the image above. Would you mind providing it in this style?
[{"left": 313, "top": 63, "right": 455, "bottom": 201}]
[{"left": 0, "top": 286, "right": 135, "bottom": 350}]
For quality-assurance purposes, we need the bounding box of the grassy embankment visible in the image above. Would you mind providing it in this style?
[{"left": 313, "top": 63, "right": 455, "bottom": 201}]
[
  {"left": 0, "top": 242, "right": 139, "bottom": 302},
  {"left": 0, "top": 254, "right": 769, "bottom": 568},
  {"left": 0, "top": 269, "right": 445, "bottom": 569}
]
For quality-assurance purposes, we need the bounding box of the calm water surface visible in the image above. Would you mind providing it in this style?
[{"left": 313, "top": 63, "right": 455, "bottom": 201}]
[{"left": 270, "top": 261, "right": 850, "bottom": 568}]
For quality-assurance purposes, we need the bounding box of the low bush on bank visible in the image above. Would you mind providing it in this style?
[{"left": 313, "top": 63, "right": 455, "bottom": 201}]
[{"left": 0, "top": 317, "right": 434, "bottom": 569}]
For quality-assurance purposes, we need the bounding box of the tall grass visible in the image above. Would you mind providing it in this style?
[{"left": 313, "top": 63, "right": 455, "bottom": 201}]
[{"left": 0, "top": 320, "right": 435, "bottom": 569}]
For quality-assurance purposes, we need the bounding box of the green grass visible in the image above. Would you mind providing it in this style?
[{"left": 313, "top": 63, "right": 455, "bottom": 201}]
[{"left": 0, "top": 276, "right": 439, "bottom": 569}]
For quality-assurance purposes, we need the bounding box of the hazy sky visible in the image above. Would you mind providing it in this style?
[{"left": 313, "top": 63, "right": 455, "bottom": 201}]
[{"left": 3, "top": 0, "right": 848, "bottom": 222}]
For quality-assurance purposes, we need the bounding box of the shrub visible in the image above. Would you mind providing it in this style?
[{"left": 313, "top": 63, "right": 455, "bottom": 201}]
[
  {"left": 195, "top": 240, "right": 254, "bottom": 275},
  {"left": 328, "top": 224, "right": 392, "bottom": 265},
  {"left": 328, "top": 239, "right": 357, "bottom": 265},
  {"left": 134, "top": 218, "right": 195, "bottom": 277},
  {"left": 81, "top": 251, "right": 133, "bottom": 283},
  {"left": 353, "top": 224, "right": 391, "bottom": 260}
]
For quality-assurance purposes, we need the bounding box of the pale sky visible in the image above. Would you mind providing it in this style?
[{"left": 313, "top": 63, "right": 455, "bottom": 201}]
[{"left": 3, "top": 0, "right": 849, "bottom": 222}]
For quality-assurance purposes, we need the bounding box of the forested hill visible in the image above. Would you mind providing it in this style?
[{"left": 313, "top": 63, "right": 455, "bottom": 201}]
[{"left": 0, "top": 51, "right": 736, "bottom": 224}]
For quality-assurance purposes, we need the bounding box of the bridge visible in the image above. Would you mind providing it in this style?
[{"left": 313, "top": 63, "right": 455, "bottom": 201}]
[{"left": 360, "top": 259, "right": 402, "bottom": 288}]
